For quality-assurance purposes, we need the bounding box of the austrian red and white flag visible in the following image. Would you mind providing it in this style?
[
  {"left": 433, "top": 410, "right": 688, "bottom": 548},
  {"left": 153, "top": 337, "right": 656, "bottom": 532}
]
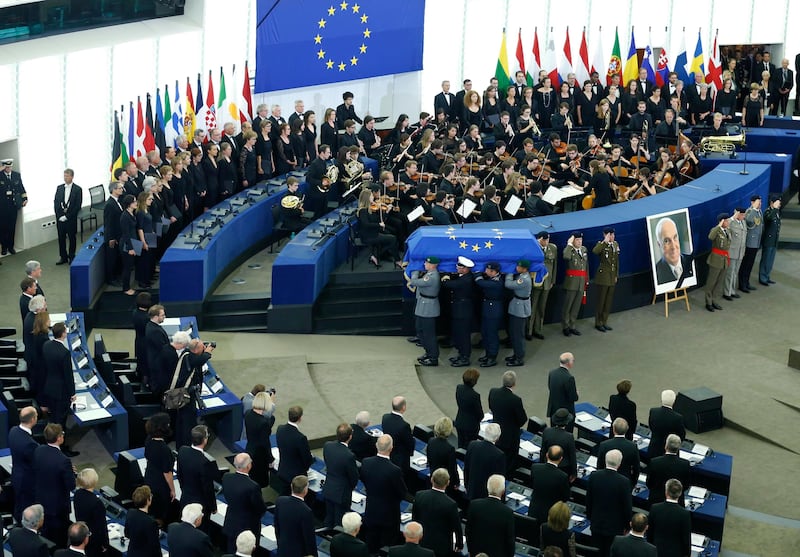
[
  {"left": 530, "top": 27, "right": 542, "bottom": 83},
  {"left": 576, "top": 27, "right": 591, "bottom": 84},
  {"left": 557, "top": 27, "right": 573, "bottom": 86}
]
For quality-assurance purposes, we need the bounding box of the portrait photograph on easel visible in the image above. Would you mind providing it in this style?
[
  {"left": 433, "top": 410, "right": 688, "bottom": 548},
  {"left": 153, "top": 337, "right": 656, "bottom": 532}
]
[{"left": 646, "top": 208, "right": 697, "bottom": 295}]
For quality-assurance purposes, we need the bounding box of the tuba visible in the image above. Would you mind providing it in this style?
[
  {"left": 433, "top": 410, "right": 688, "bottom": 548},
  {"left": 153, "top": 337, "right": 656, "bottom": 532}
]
[
  {"left": 319, "top": 163, "right": 339, "bottom": 192},
  {"left": 700, "top": 132, "right": 746, "bottom": 154}
]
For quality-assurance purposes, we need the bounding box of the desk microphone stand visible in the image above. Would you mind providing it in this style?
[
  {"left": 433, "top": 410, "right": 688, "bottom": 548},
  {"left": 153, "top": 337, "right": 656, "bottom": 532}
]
[{"left": 739, "top": 138, "right": 749, "bottom": 175}]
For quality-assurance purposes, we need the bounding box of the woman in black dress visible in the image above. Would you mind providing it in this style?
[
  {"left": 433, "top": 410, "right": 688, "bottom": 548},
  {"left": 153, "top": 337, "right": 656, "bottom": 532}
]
[
  {"left": 483, "top": 85, "right": 500, "bottom": 129},
  {"left": 608, "top": 379, "right": 638, "bottom": 440},
  {"left": 274, "top": 123, "right": 297, "bottom": 176},
  {"left": 534, "top": 77, "right": 555, "bottom": 128},
  {"left": 29, "top": 311, "right": 50, "bottom": 401},
  {"left": 255, "top": 119, "right": 273, "bottom": 180},
  {"left": 689, "top": 83, "right": 713, "bottom": 125},
  {"left": 290, "top": 118, "right": 307, "bottom": 168},
  {"left": 426, "top": 416, "right": 460, "bottom": 496},
  {"left": 715, "top": 77, "right": 738, "bottom": 122},
  {"left": 356, "top": 189, "right": 401, "bottom": 268},
  {"left": 539, "top": 501, "right": 576, "bottom": 557},
  {"left": 500, "top": 85, "right": 519, "bottom": 124},
  {"left": 741, "top": 83, "right": 764, "bottom": 127},
  {"left": 557, "top": 81, "right": 575, "bottom": 119},
  {"left": 454, "top": 367, "right": 483, "bottom": 449},
  {"left": 620, "top": 79, "right": 640, "bottom": 126},
  {"left": 217, "top": 142, "right": 237, "bottom": 199},
  {"left": 462, "top": 90, "right": 484, "bottom": 133},
  {"left": 135, "top": 191, "right": 155, "bottom": 289},
  {"left": 239, "top": 130, "right": 258, "bottom": 189},
  {"left": 125, "top": 486, "right": 161, "bottom": 557},
  {"left": 74, "top": 468, "right": 109, "bottom": 557},
  {"left": 169, "top": 158, "right": 189, "bottom": 222},
  {"left": 143, "top": 413, "right": 175, "bottom": 527},
  {"left": 119, "top": 194, "right": 138, "bottom": 296},
  {"left": 244, "top": 391, "right": 276, "bottom": 488},
  {"left": 303, "top": 110, "right": 318, "bottom": 162},
  {"left": 320, "top": 108, "right": 338, "bottom": 152},
  {"left": 188, "top": 147, "right": 207, "bottom": 217},
  {"left": 201, "top": 144, "right": 219, "bottom": 208},
  {"left": 387, "top": 113, "right": 410, "bottom": 145}
]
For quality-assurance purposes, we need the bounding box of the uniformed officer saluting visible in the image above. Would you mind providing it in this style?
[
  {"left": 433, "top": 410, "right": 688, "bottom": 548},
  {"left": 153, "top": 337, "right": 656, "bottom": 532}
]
[
  {"left": 592, "top": 227, "right": 620, "bottom": 332},
  {"left": 442, "top": 256, "right": 476, "bottom": 368},
  {"left": 0, "top": 159, "right": 27, "bottom": 255},
  {"left": 505, "top": 259, "right": 532, "bottom": 367},
  {"left": 409, "top": 256, "right": 441, "bottom": 366},
  {"left": 475, "top": 261, "right": 504, "bottom": 368}
]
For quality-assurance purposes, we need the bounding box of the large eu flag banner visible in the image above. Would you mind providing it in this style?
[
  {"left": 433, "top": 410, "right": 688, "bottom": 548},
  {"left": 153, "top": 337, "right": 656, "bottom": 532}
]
[{"left": 255, "top": 0, "right": 426, "bottom": 93}]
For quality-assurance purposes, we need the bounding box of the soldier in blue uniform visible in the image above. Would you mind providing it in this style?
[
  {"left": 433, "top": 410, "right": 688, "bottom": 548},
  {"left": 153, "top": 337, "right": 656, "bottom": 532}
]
[
  {"left": 505, "top": 260, "right": 533, "bottom": 367},
  {"left": 0, "top": 159, "right": 27, "bottom": 255},
  {"left": 408, "top": 256, "right": 441, "bottom": 366},
  {"left": 475, "top": 262, "right": 504, "bottom": 368},
  {"left": 442, "top": 256, "right": 476, "bottom": 367}
]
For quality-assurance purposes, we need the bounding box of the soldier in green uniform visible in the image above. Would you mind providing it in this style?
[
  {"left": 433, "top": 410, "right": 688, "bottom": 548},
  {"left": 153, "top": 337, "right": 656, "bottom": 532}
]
[
  {"left": 408, "top": 256, "right": 441, "bottom": 366},
  {"left": 592, "top": 227, "right": 620, "bottom": 332},
  {"left": 528, "top": 231, "right": 557, "bottom": 340},
  {"left": 561, "top": 231, "right": 588, "bottom": 337},
  {"left": 705, "top": 213, "right": 731, "bottom": 312}
]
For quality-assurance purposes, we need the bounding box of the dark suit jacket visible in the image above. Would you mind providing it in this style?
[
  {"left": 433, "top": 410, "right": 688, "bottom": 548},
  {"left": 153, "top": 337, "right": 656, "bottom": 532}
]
[
  {"left": 54, "top": 183, "right": 83, "bottom": 223},
  {"left": 647, "top": 501, "right": 692, "bottom": 557},
  {"left": 33, "top": 444, "right": 76, "bottom": 517},
  {"left": 7, "top": 527, "right": 49, "bottom": 557},
  {"left": 647, "top": 406, "right": 686, "bottom": 460},
  {"left": 586, "top": 468, "right": 632, "bottom": 536},
  {"left": 388, "top": 543, "right": 435, "bottom": 557},
  {"left": 488, "top": 387, "right": 527, "bottom": 453},
  {"left": 455, "top": 383, "right": 483, "bottom": 440},
  {"left": 275, "top": 495, "right": 318, "bottom": 557},
  {"left": 381, "top": 412, "right": 415, "bottom": 473},
  {"left": 610, "top": 534, "right": 657, "bottom": 557},
  {"left": 103, "top": 196, "right": 123, "bottom": 241},
  {"left": 608, "top": 393, "right": 638, "bottom": 440},
  {"left": 53, "top": 549, "right": 84, "bottom": 557},
  {"left": 360, "top": 455, "right": 408, "bottom": 527},
  {"left": 546, "top": 366, "right": 579, "bottom": 417},
  {"left": 646, "top": 453, "right": 691, "bottom": 505},
  {"left": 330, "top": 532, "right": 369, "bottom": 557},
  {"left": 464, "top": 439, "right": 505, "bottom": 500},
  {"left": 655, "top": 254, "right": 694, "bottom": 285},
  {"left": 597, "top": 436, "right": 641, "bottom": 487},
  {"left": 349, "top": 423, "right": 378, "bottom": 461},
  {"left": 9, "top": 425, "right": 38, "bottom": 506},
  {"left": 19, "top": 293, "right": 32, "bottom": 322},
  {"left": 73, "top": 489, "right": 110, "bottom": 557},
  {"left": 539, "top": 426, "right": 577, "bottom": 478},
  {"left": 166, "top": 522, "right": 213, "bottom": 557},
  {"left": 221, "top": 471, "right": 267, "bottom": 538},
  {"left": 322, "top": 441, "right": 359, "bottom": 505},
  {"left": 465, "top": 496, "right": 515, "bottom": 557},
  {"left": 434, "top": 92, "right": 456, "bottom": 119},
  {"left": 528, "top": 462, "right": 570, "bottom": 525},
  {"left": 176, "top": 446, "right": 218, "bottom": 514},
  {"left": 276, "top": 423, "right": 314, "bottom": 483},
  {"left": 41, "top": 340, "right": 74, "bottom": 409},
  {"left": 145, "top": 321, "right": 170, "bottom": 390},
  {"left": 412, "top": 489, "right": 463, "bottom": 557},
  {"left": 426, "top": 437, "right": 459, "bottom": 488},
  {"left": 124, "top": 508, "right": 162, "bottom": 557}
]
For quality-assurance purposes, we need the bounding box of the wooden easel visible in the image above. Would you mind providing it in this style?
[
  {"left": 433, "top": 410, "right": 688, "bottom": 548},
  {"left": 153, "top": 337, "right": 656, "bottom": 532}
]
[{"left": 651, "top": 288, "right": 690, "bottom": 318}]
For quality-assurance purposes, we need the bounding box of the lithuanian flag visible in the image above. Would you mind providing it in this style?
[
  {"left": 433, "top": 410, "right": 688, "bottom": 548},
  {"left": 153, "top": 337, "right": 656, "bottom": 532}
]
[{"left": 495, "top": 29, "right": 511, "bottom": 89}]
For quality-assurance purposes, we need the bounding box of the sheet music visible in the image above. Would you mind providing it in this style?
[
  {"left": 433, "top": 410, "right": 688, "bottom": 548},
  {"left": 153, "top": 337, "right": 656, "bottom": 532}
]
[
  {"left": 504, "top": 195, "right": 523, "bottom": 216},
  {"left": 542, "top": 184, "right": 585, "bottom": 205},
  {"left": 456, "top": 198, "right": 477, "bottom": 219},
  {"left": 406, "top": 205, "right": 425, "bottom": 222}
]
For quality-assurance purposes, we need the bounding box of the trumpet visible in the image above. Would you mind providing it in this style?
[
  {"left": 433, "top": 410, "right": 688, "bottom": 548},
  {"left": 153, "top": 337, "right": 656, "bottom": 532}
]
[
  {"left": 531, "top": 119, "right": 542, "bottom": 137},
  {"left": 565, "top": 115, "right": 573, "bottom": 129}
]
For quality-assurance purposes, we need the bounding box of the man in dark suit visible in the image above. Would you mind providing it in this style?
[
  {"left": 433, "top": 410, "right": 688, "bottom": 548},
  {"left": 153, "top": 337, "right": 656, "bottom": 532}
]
[
  {"left": 34, "top": 424, "right": 76, "bottom": 548},
  {"left": 9, "top": 406, "right": 39, "bottom": 522},
  {"left": 546, "top": 353, "right": 579, "bottom": 431},
  {"left": 360, "top": 434, "right": 409, "bottom": 553},
  {"left": 350, "top": 410, "right": 378, "bottom": 462},
  {"left": 454, "top": 368, "right": 483, "bottom": 449},
  {"left": 40, "top": 322, "right": 75, "bottom": 428},
  {"left": 528, "top": 445, "right": 571, "bottom": 526},
  {"left": 610, "top": 513, "right": 656, "bottom": 557},
  {"left": 381, "top": 396, "right": 416, "bottom": 478},
  {"left": 539, "top": 409, "right": 577, "bottom": 480},
  {"left": 8, "top": 504, "right": 49, "bottom": 557},
  {"left": 275, "top": 475, "right": 318, "bottom": 557},
  {"left": 323, "top": 423, "right": 359, "bottom": 528},
  {"left": 586, "top": 450, "right": 633, "bottom": 557},
  {"left": 53, "top": 168, "right": 83, "bottom": 265},
  {"left": 176, "top": 425, "right": 218, "bottom": 527},
  {"left": 654, "top": 217, "right": 694, "bottom": 285},
  {"left": 276, "top": 405, "right": 314, "bottom": 495},
  {"left": 647, "top": 390, "right": 686, "bottom": 460},
  {"left": 412, "top": 468, "right": 463, "bottom": 557},
  {"left": 771, "top": 58, "right": 794, "bottom": 116},
  {"left": 225, "top": 531, "right": 257, "bottom": 557},
  {"left": 54, "top": 521, "right": 90, "bottom": 557},
  {"left": 167, "top": 503, "right": 214, "bottom": 557},
  {"left": 647, "top": 479, "right": 692, "bottom": 557},
  {"left": 464, "top": 423, "right": 505, "bottom": 500},
  {"left": 222, "top": 453, "right": 266, "bottom": 552},
  {"left": 597, "top": 418, "right": 641, "bottom": 487},
  {"left": 488, "top": 370, "right": 528, "bottom": 474},
  {"left": 103, "top": 181, "right": 124, "bottom": 285},
  {"left": 646, "top": 434, "right": 691, "bottom": 506},
  {"left": 144, "top": 304, "right": 169, "bottom": 392},
  {"left": 25, "top": 260, "right": 45, "bottom": 297},
  {"left": 330, "top": 512, "right": 369, "bottom": 557},
  {"left": 434, "top": 80, "right": 456, "bottom": 121},
  {"left": 636, "top": 68, "right": 656, "bottom": 100},
  {"left": 465, "top": 474, "right": 515, "bottom": 557},
  {"left": 19, "top": 277, "right": 37, "bottom": 323},
  {"left": 388, "top": 522, "right": 435, "bottom": 557}
]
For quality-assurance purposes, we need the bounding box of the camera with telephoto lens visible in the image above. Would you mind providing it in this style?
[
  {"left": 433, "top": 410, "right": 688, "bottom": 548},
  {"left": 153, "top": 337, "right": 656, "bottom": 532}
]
[
  {"left": 268, "top": 387, "right": 277, "bottom": 396},
  {"left": 203, "top": 341, "right": 217, "bottom": 349}
]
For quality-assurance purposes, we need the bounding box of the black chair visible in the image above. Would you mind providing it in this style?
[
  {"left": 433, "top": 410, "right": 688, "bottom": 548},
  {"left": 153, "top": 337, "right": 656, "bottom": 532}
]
[
  {"left": 347, "top": 218, "right": 373, "bottom": 271},
  {"left": 114, "top": 451, "right": 144, "bottom": 501},
  {"left": 527, "top": 416, "right": 547, "bottom": 435},
  {"left": 575, "top": 438, "right": 597, "bottom": 456},
  {"left": 413, "top": 424, "right": 433, "bottom": 443},
  {"left": 2, "top": 391, "right": 46, "bottom": 441},
  {"left": 269, "top": 203, "right": 290, "bottom": 254},
  {"left": 513, "top": 513, "right": 539, "bottom": 547},
  {"left": 78, "top": 185, "right": 106, "bottom": 241}
]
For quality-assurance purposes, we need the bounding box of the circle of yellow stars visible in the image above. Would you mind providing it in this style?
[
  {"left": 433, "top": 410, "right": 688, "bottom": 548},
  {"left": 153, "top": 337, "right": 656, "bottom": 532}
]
[
  {"left": 314, "top": 2, "right": 370, "bottom": 72},
  {"left": 445, "top": 227, "right": 503, "bottom": 253}
]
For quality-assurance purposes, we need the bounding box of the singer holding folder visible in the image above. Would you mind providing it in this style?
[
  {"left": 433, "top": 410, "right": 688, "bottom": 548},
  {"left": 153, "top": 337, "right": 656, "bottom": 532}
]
[
  {"left": 136, "top": 191, "right": 157, "bottom": 289},
  {"left": 119, "top": 194, "right": 139, "bottom": 296}
]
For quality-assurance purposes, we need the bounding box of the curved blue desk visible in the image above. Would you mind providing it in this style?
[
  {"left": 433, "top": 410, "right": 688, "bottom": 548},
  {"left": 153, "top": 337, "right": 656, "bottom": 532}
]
[
  {"left": 699, "top": 152, "right": 791, "bottom": 194},
  {"left": 745, "top": 127, "right": 800, "bottom": 154},
  {"left": 70, "top": 227, "right": 107, "bottom": 310}
]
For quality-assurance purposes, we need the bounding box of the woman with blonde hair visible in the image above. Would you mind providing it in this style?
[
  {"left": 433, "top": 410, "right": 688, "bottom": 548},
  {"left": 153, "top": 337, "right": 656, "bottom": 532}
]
[
  {"left": 426, "top": 416, "right": 460, "bottom": 495},
  {"left": 539, "top": 501, "right": 576, "bottom": 557}
]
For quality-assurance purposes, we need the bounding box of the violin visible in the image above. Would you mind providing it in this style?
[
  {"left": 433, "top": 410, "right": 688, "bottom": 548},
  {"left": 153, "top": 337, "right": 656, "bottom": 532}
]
[{"left": 553, "top": 143, "right": 567, "bottom": 156}]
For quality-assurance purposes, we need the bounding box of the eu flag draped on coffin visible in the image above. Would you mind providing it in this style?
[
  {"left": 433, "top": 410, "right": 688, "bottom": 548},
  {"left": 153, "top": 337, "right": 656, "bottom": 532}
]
[
  {"left": 255, "top": 0, "right": 426, "bottom": 93},
  {"left": 404, "top": 227, "right": 547, "bottom": 278}
]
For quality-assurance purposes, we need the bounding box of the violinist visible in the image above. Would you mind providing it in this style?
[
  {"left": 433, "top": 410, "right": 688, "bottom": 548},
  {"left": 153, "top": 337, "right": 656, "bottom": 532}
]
[
  {"left": 493, "top": 111, "right": 516, "bottom": 147},
  {"left": 654, "top": 108, "right": 679, "bottom": 150},
  {"left": 433, "top": 108, "right": 450, "bottom": 138},
  {"left": 493, "top": 159, "right": 516, "bottom": 195},
  {"left": 357, "top": 116, "right": 381, "bottom": 157},
  {"left": 390, "top": 133, "right": 414, "bottom": 175},
  {"left": 550, "top": 102, "right": 572, "bottom": 142},
  {"left": 524, "top": 181, "right": 554, "bottom": 217},
  {"left": 431, "top": 191, "right": 454, "bottom": 225},
  {"left": 409, "top": 111, "right": 435, "bottom": 137},
  {"left": 503, "top": 172, "right": 526, "bottom": 214},
  {"left": 652, "top": 148, "right": 677, "bottom": 188},
  {"left": 587, "top": 154, "right": 620, "bottom": 208},
  {"left": 414, "top": 129, "right": 435, "bottom": 161},
  {"left": 356, "top": 189, "right": 402, "bottom": 269},
  {"left": 480, "top": 185, "right": 502, "bottom": 222},
  {"left": 516, "top": 105, "right": 538, "bottom": 143},
  {"left": 493, "top": 140, "right": 509, "bottom": 162},
  {"left": 462, "top": 176, "right": 483, "bottom": 209},
  {"left": 453, "top": 153, "right": 469, "bottom": 176},
  {"left": 546, "top": 133, "right": 566, "bottom": 164},
  {"left": 521, "top": 153, "right": 542, "bottom": 181},
  {"left": 464, "top": 125, "right": 484, "bottom": 153},
  {"left": 438, "top": 163, "right": 462, "bottom": 197},
  {"left": 412, "top": 182, "right": 434, "bottom": 229},
  {"left": 378, "top": 171, "right": 407, "bottom": 241},
  {"left": 420, "top": 139, "right": 446, "bottom": 175},
  {"left": 623, "top": 134, "right": 651, "bottom": 167},
  {"left": 675, "top": 139, "right": 700, "bottom": 183},
  {"left": 514, "top": 138, "right": 536, "bottom": 166},
  {"left": 584, "top": 134, "right": 604, "bottom": 161},
  {"left": 558, "top": 144, "right": 590, "bottom": 186},
  {"left": 624, "top": 167, "right": 664, "bottom": 200}
]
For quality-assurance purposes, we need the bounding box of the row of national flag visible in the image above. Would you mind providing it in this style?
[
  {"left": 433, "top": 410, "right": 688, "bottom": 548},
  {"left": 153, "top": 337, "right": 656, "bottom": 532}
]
[
  {"left": 495, "top": 27, "right": 722, "bottom": 94},
  {"left": 112, "top": 62, "right": 255, "bottom": 176}
]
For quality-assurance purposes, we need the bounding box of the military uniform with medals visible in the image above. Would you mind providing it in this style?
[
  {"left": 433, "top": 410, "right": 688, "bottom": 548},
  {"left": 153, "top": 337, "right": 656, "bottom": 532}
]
[
  {"left": 528, "top": 231, "right": 557, "bottom": 339},
  {"left": 0, "top": 159, "right": 27, "bottom": 254},
  {"left": 561, "top": 232, "right": 588, "bottom": 336},
  {"left": 409, "top": 257, "right": 441, "bottom": 366},
  {"left": 704, "top": 213, "right": 731, "bottom": 311},
  {"left": 592, "top": 227, "right": 620, "bottom": 331},
  {"left": 505, "top": 260, "right": 532, "bottom": 366}
]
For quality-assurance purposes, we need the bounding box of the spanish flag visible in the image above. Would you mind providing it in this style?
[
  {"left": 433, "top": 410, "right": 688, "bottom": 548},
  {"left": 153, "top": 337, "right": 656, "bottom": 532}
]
[{"left": 495, "top": 28, "right": 511, "bottom": 89}]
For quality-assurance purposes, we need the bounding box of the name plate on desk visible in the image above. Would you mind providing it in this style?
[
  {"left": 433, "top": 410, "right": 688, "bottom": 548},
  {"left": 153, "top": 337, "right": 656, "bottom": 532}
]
[
  {"left": 75, "top": 408, "right": 112, "bottom": 421},
  {"left": 71, "top": 336, "right": 81, "bottom": 351},
  {"left": 100, "top": 393, "right": 114, "bottom": 408},
  {"left": 76, "top": 356, "right": 89, "bottom": 369},
  {"left": 86, "top": 374, "right": 99, "bottom": 388}
]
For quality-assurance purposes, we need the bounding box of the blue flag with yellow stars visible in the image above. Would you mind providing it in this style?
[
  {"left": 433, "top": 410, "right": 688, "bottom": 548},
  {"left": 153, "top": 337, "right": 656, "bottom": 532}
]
[
  {"left": 255, "top": 0, "right": 426, "bottom": 93},
  {"left": 404, "top": 227, "right": 546, "bottom": 277}
]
